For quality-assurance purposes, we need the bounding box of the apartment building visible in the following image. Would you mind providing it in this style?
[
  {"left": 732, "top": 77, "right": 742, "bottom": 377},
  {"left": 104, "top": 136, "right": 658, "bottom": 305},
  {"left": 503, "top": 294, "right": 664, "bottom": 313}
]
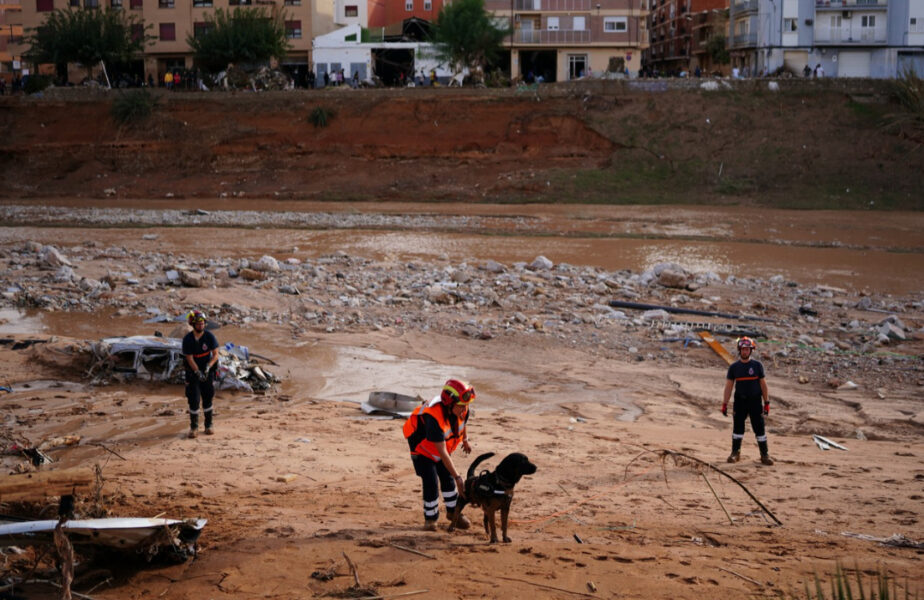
[
  {"left": 729, "top": 0, "right": 924, "bottom": 77},
  {"left": 18, "top": 0, "right": 314, "bottom": 82},
  {"left": 1, "top": 0, "right": 24, "bottom": 81},
  {"left": 646, "top": 0, "right": 728, "bottom": 74},
  {"left": 368, "top": 0, "right": 444, "bottom": 28},
  {"left": 484, "top": 0, "right": 649, "bottom": 81}
]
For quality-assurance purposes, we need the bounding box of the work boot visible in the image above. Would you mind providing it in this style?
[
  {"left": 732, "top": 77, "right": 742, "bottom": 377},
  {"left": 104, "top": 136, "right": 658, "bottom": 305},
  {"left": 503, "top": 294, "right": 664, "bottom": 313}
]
[
  {"left": 447, "top": 510, "right": 471, "bottom": 530},
  {"left": 422, "top": 520, "right": 438, "bottom": 532},
  {"left": 760, "top": 454, "right": 774, "bottom": 466},
  {"left": 204, "top": 427, "right": 214, "bottom": 436},
  {"left": 726, "top": 452, "right": 740, "bottom": 463},
  {"left": 188, "top": 429, "right": 197, "bottom": 439}
]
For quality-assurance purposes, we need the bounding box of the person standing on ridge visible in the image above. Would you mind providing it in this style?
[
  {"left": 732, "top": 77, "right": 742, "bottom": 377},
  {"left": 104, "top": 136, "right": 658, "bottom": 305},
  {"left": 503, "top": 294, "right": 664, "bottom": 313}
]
[{"left": 722, "top": 337, "right": 773, "bottom": 465}]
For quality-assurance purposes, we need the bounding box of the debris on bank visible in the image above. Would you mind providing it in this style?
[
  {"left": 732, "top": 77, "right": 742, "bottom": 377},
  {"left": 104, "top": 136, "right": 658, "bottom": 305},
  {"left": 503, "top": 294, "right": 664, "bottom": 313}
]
[
  {"left": 88, "top": 336, "right": 279, "bottom": 391},
  {"left": 361, "top": 391, "right": 423, "bottom": 418}
]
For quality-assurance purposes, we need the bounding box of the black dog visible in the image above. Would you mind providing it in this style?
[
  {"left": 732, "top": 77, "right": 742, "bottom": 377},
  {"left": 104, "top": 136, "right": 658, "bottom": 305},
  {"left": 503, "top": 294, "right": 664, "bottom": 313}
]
[{"left": 449, "top": 452, "right": 537, "bottom": 543}]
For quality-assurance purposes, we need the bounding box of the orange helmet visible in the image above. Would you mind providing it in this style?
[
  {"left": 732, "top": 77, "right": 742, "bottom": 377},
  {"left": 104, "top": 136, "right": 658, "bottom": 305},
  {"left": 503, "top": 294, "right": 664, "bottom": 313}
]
[
  {"left": 187, "top": 310, "right": 206, "bottom": 325},
  {"left": 737, "top": 337, "right": 756, "bottom": 351},
  {"left": 440, "top": 379, "right": 475, "bottom": 406}
]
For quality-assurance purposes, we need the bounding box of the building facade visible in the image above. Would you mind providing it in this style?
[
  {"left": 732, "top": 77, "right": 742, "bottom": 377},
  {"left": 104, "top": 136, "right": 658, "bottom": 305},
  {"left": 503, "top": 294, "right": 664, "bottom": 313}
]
[
  {"left": 646, "top": 0, "right": 728, "bottom": 75},
  {"left": 17, "top": 0, "right": 314, "bottom": 82},
  {"left": 367, "top": 0, "right": 444, "bottom": 28},
  {"left": 729, "top": 0, "right": 924, "bottom": 77},
  {"left": 1, "top": 0, "right": 25, "bottom": 81},
  {"left": 483, "top": 0, "right": 649, "bottom": 81}
]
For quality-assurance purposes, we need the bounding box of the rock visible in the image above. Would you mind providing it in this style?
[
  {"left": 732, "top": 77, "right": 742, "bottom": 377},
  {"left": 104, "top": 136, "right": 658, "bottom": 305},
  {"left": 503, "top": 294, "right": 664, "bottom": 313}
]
[
  {"left": 253, "top": 255, "right": 280, "bottom": 272},
  {"left": 427, "top": 285, "right": 453, "bottom": 304},
  {"left": 657, "top": 268, "right": 689, "bottom": 289},
  {"left": 483, "top": 260, "right": 506, "bottom": 273},
  {"left": 180, "top": 270, "right": 205, "bottom": 287},
  {"left": 142, "top": 234, "right": 159, "bottom": 241},
  {"left": 878, "top": 315, "right": 906, "bottom": 330},
  {"left": 826, "top": 377, "right": 842, "bottom": 389},
  {"left": 24, "top": 241, "right": 43, "bottom": 253},
  {"left": 767, "top": 81, "right": 780, "bottom": 92},
  {"left": 451, "top": 269, "right": 472, "bottom": 284},
  {"left": 239, "top": 268, "right": 265, "bottom": 281},
  {"left": 79, "top": 277, "right": 101, "bottom": 292},
  {"left": 641, "top": 309, "right": 670, "bottom": 321},
  {"left": 838, "top": 381, "right": 858, "bottom": 391},
  {"left": 529, "top": 256, "right": 553, "bottom": 271},
  {"left": 769, "top": 275, "right": 785, "bottom": 284},
  {"left": 42, "top": 246, "right": 71, "bottom": 267},
  {"left": 104, "top": 187, "right": 116, "bottom": 196},
  {"left": 798, "top": 375, "right": 809, "bottom": 384},
  {"left": 514, "top": 312, "right": 528, "bottom": 323},
  {"left": 879, "top": 323, "right": 905, "bottom": 341},
  {"left": 856, "top": 296, "right": 872, "bottom": 310},
  {"left": 165, "top": 269, "right": 180, "bottom": 282},
  {"left": 701, "top": 80, "right": 719, "bottom": 91},
  {"left": 54, "top": 266, "right": 75, "bottom": 283},
  {"left": 279, "top": 285, "right": 300, "bottom": 295}
]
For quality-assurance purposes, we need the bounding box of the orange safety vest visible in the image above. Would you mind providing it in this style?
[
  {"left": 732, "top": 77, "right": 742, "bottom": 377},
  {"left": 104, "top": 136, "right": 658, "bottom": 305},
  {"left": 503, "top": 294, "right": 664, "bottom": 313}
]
[{"left": 403, "top": 398, "right": 467, "bottom": 462}]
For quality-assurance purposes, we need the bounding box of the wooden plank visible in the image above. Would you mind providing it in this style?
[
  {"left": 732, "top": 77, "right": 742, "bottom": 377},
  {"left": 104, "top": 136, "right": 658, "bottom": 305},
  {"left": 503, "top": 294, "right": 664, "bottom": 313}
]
[
  {"left": 697, "top": 330, "right": 735, "bottom": 366},
  {"left": 0, "top": 468, "right": 93, "bottom": 502}
]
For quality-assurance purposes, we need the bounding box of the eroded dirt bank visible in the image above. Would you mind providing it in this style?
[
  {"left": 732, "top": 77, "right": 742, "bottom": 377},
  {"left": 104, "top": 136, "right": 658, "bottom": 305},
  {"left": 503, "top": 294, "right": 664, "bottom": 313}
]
[
  {"left": 1, "top": 82, "right": 922, "bottom": 207},
  {"left": 1, "top": 202, "right": 922, "bottom": 599}
]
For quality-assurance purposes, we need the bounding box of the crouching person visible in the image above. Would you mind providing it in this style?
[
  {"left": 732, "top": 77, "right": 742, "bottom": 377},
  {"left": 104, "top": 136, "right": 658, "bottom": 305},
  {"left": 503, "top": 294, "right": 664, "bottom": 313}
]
[{"left": 403, "top": 379, "right": 475, "bottom": 531}]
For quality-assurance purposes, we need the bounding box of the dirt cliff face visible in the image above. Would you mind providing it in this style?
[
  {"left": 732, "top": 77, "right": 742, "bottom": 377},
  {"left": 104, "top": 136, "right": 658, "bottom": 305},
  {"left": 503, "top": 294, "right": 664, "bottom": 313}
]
[{"left": 0, "top": 82, "right": 921, "bottom": 207}]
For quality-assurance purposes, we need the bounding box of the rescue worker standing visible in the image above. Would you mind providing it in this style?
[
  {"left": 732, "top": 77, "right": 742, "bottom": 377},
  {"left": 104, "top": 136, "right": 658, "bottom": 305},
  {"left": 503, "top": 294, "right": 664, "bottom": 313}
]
[
  {"left": 722, "top": 337, "right": 773, "bottom": 465},
  {"left": 182, "top": 310, "right": 219, "bottom": 438},
  {"left": 404, "top": 379, "right": 474, "bottom": 531}
]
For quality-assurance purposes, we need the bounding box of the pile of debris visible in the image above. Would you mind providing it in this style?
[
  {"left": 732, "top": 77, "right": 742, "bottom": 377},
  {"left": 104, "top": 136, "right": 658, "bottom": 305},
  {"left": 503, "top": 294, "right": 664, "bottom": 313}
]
[{"left": 88, "top": 336, "right": 279, "bottom": 391}]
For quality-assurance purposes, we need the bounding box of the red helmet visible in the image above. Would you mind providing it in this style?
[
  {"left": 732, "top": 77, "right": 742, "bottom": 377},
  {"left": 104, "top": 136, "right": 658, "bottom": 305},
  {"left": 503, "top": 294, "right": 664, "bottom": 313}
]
[
  {"left": 737, "top": 337, "right": 756, "bottom": 351},
  {"left": 440, "top": 379, "right": 475, "bottom": 406},
  {"left": 187, "top": 310, "right": 206, "bottom": 325}
]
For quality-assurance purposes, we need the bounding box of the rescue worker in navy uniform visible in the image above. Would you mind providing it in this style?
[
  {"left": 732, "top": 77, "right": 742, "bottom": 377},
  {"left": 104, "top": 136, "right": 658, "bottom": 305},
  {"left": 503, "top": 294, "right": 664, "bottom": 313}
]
[
  {"left": 403, "top": 379, "right": 474, "bottom": 531},
  {"left": 722, "top": 337, "right": 773, "bottom": 465},
  {"left": 182, "top": 310, "right": 219, "bottom": 439}
]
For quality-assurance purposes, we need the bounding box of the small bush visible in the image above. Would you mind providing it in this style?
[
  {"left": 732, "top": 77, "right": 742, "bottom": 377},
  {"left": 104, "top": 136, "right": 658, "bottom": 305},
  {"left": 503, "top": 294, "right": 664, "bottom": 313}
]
[
  {"left": 309, "top": 106, "right": 334, "bottom": 128},
  {"left": 23, "top": 74, "right": 53, "bottom": 94},
  {"left": 111, "top": 89, "right": 158, "bottom": 125},
  {"left": 891, "top": 67, "right": 924, "bottom": 120}
]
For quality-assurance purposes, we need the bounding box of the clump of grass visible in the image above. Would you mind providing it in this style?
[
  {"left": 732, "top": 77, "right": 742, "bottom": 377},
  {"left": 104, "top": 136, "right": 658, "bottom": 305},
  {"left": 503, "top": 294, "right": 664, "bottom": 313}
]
[
  {"left": 796, "top": 563, "right": 917, "bottom": 600},
  {"left": 891, "top": 68, "right": 924, "bottom": 119},
  {"left": 111, "top": 89, "right": 158, "bottom": 125},
  {"left": 309, "top": 106, "right": 335, "bottom": 128}
]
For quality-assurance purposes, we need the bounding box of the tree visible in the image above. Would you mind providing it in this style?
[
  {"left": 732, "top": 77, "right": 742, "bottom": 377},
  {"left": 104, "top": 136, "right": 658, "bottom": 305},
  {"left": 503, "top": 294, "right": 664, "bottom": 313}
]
[
  {"left": 431, "top": 0, "right": 509, "bottom": 81},
  {"left": 26, "top": 8, "right": 150, "bottom": 81},
  {"left": 187, "top": 7, "right": 289, "bottom": 72},
  {"left": 706, "top": 34, "right": 730, "bottom": 66}
]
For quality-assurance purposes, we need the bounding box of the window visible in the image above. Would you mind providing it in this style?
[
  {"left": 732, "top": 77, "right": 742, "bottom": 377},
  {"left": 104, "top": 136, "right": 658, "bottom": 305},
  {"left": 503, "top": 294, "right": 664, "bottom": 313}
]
[
  {"left": 111, "top": 0, "right": 122, "bottom": 7},
  {"left": 912, "top": 17, "right": 924, "bottom": 33},
  {"left": 36, "top": 0, "right": 53, "bottom": 11},
  {"left": 547, "top": 16, "right": 559, "bottom": 30},
  {"left": 783, "top": 17, "right": 796, "bottom": 32},
  {"left": 344, "top": 4, "right": 357, "bottom": 16},
  {"left": 229, "top": 0, "right": 252, "bottom": 4},
  {"left": 130, "top": 0, "right": 143, "bottom": 8},
  {"left": 405, "top": 0, "right": 412, "bottom": 10},
  {"left": 603, "top": 17, "right": 628, "bottom": 32},
  {"left": 69, "top": 0, "right": 79, "bottom": 6},
  {"left": 158, "top": 0, "right": 173, "bottom": 6},
  {"left": 285, "top": 20, "right": 301, "bottom": 38},
  {"left": 861, "top": 15, "right": 875, "bottom": 27},
  {"left": 284, "top": 0, "right": 301, "bottom": 4},
  {"left": 159, "top": 22, "right": 176, "bottom": 40},
  {"left": 573, "top": 15, "right": 585, "bottom": 30},
  {"left": 194, "top": 21, "right": 211, "bottom": 38},
  {"left": 192, "top": 0, "right": 212, "bottom": 6},
  {"left": 131, "top": 23, "right": 143, "bottom": 41},
  {"left": 423, "top": 0, "right": 430, "bottom": 9},
  {"left": 84, "top": 0, "right": 99, "bottom": 7}
]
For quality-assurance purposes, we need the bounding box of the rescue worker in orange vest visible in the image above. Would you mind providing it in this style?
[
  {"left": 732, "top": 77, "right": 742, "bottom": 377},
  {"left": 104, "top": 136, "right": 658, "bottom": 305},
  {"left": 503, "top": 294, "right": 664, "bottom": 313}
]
[
  {"left": 722, "top": 337, "right": 773, "bottom": 465},
  {"left": 404, "top": 379, "right": 474, "bottom": 531}
]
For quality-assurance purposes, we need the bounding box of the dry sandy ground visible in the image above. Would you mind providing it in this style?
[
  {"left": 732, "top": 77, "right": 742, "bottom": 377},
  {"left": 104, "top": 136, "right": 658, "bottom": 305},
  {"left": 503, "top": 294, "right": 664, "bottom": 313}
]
[{"left": 1, "top": 204, "right": 922, "bottom": 600}]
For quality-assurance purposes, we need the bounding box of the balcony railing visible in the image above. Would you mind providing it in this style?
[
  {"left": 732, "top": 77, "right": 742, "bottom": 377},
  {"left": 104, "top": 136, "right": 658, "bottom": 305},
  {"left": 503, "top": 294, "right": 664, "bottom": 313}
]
[
  {"left": 513, "top": 29, "right": 591, "bottom": 43},
  {"left": 731, "top": 31, "right": 757, "bottom": 46},
  {"left": 814, "top": 24, "right": 887, "bottom": 43},
  {"left": 815, "top": 0, "right": 886, "bottom": 7},
  {"left": 512, "top": 0, "right": 590, "bottom": 10},
  {"left": 732, "top": 0, "right": 758, "bottom": 12}
]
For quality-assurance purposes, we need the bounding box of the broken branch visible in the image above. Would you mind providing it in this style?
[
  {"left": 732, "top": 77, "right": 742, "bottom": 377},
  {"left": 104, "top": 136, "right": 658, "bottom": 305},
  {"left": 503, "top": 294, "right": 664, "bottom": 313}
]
[
  {"left": 495, "top": 575, "right": 601, "bottom": 598},
  {"left": 86, "top": 442, "right": 127, "bottom": 461},
  {"left": 701, "top": 472, "right": 734, "bottom": 525},
  {"left": 342, "top": 552, "right": 361, "bottom": 587},
  {"left": 717, "top": 566, "right": 762, "bottom": 586},
  {"left": 388, "top": 543, "right": 435, "bottom": 560}
]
